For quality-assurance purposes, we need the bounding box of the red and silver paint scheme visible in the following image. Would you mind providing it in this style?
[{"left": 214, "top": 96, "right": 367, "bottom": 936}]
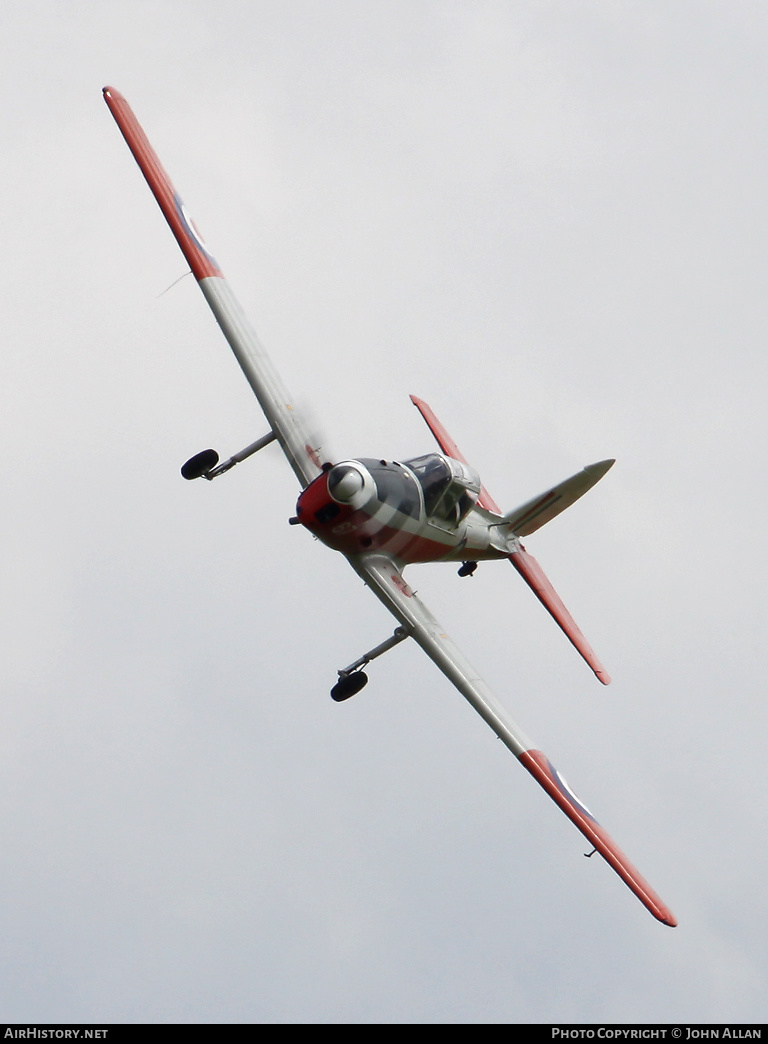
[
  {"left": 104, "top": 87, "right": 676, "bottom": 927},
  {"left": 297, "top": 454, "right": 496, "bottom": 562}
]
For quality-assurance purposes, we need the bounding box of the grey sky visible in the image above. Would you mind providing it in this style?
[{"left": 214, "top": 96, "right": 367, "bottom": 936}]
[{"left": 1, "top": 0, "right": 766, "bottom": 1024}]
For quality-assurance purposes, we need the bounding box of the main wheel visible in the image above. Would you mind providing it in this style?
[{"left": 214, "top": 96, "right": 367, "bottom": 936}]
[
  {"left": 181, "top": 449, "right": 219, "bottom": 480},
  {"left": 331, "top": 671, "right": 369, "bottom": 702}
]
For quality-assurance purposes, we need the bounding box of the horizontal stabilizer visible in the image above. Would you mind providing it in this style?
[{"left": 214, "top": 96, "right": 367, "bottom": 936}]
[
  {"left": 509, "top": 547, "right": 610, "bottom": 684},
  {"left": 504, "top": 460, "right": 614, "bottom": 537}
]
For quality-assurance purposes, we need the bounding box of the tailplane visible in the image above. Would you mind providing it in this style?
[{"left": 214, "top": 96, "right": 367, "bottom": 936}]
[{"left": 503, "top": 460, "right": 614, "bottom": 536}]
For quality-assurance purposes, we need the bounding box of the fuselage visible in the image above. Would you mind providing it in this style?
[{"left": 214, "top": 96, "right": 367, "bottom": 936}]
[{"left": 295, "top": 453, "right": 511, "bottom": 564}]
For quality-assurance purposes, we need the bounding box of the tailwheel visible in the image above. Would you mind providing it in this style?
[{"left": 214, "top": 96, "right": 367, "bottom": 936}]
[
  {"left": 458, "top": 560, "right": 478, "bottom": 577},
  {"left": 331, "top": 671, "right": 369, "bottom": 702}
]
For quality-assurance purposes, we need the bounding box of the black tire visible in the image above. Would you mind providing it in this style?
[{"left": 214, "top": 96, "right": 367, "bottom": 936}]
[
  {"left": 181, "top": 449, "right": 219, "bottom": 480},
  {"left": 331, "top": 671, "right": 369, "bottom": 702}
]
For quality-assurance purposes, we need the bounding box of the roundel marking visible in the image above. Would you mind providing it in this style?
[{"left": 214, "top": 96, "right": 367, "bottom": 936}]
[
  {"left": 173, "top": 193, "right": 219, "bottom": 268},
  {"left": 546, "top": 759, "right": 597, "bottom": 822},
  {"left": 391, "top": 574, "right": 414, "bottom": 597},
  {"left": 305, "top": 444, "right": 322, "bottom": 469}
]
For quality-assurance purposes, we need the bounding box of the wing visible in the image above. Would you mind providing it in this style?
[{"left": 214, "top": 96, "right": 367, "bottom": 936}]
[
  {"left": 350, "top": 551, "right": 677, "bottom": 926},
  {"left": 103, "top": 87, "right": 326, "bottom": 488}
]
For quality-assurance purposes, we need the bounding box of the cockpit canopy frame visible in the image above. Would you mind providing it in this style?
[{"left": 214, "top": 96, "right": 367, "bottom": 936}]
[{"left": 402, "top": 453, "right": 481, "bottom": 527}]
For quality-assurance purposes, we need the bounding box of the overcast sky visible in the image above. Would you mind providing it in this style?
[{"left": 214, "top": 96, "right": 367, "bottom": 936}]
[{"left": 2, "top": 0, "right": 766, "bottom": 1025}]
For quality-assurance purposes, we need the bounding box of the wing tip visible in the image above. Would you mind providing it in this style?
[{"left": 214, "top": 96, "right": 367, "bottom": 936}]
[
  {"left": 521, "top": 749, "right": 677, "bottom": 925},
  {"left": 647, "top": 901, "right": 678, "bottom": 927},
  {"left": 103, "top": 86, "right": 224, "bottom": 282}
]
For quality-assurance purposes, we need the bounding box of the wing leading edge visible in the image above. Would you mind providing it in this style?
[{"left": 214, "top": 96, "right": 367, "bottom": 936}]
[
  {"left": 350, "top": 551, "right": 677, "bottom": 927},
  {"left": 103, "top": 86, "right": 325, "bottom": 488}
]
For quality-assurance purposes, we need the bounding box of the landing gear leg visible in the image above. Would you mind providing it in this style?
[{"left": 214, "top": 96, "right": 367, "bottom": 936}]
[
  {"left": 181, "top": 431, "right": 277, "bottom": 480},
  {"left": 331, "top": 626, "right": 411, "bottom": 701}
]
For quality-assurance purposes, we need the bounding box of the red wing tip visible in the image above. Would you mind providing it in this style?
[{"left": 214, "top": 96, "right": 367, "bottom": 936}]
[
  {"left": 521, "top": 750, "right": 676, "bottom": 925},
  {"left": 103, "top": 86, "right": 129, "bottom": 106},
  {"left": 103, "top": 86, "right": 126, "bottom": 107},
  {"left": 650, "top": 904, "right": 678, "bottom": 927},
  {"left": 596, "top": 669, "right": 612, "bottom": 685}
]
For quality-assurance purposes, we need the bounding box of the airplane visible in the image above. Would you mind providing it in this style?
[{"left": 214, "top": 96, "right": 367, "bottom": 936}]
[{"left": 103, "top": 86, "right": 677, "bottom": 927}]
